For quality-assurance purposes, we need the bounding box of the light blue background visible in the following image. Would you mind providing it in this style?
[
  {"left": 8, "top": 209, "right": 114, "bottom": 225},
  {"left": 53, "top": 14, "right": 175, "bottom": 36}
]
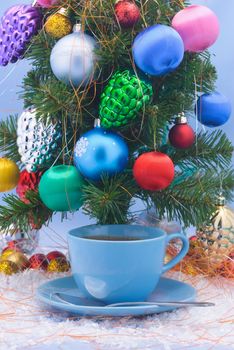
[{"left": 0, "top": 0, "right": 233, "bottom": 246}]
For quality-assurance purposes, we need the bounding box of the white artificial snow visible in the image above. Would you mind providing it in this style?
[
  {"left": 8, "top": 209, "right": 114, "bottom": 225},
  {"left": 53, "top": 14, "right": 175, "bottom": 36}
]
[{"left": 0, "top": 270, "right": 233, "bottom": 350}]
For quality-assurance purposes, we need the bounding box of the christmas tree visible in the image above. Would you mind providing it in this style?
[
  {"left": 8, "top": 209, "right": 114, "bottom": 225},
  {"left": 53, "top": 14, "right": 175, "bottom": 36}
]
[{"left": 0, "top": 0, "right": 233, "bottom": 234}]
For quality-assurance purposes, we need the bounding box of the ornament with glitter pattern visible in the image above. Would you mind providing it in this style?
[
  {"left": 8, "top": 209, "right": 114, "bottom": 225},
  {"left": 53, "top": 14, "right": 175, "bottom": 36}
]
[
  {"left": 0, "top": 260, "right": 19, "bottom": 275},
  {"left": 45, "top": 8, "right": 72, "bottom": 39},
  {"left": 17, "top": 109, "right": 62, "bottom": 172},
  {"left": 0, "top": 5, "right": 42, "bottom": 66},
  {"left": 197, "top": 195, "right": 234, "bottom": 263}
]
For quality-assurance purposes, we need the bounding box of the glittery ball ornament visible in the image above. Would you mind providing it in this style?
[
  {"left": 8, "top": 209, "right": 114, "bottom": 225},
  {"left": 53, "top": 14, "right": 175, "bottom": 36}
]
[
  {"left": 37, "top": 0, "right": 59, "bottom": 8},
  {"left": 74, "top": 123, "right": 129, "bottom": 181},
  {"left": 50, "top": 24, "right": 98, "bottom": 87},
  {"left": 115, "top": 0, "right": 140, "bottom": 28},
  {"left": 99, "top": 70, "right": 153, "bottom": 128},
  {"left": 197, "top": 195, "right": 234, "bottom": 263},
  {"left": 17, "top": 109, "right": 62, "bottom": 172},
  {"left": 3, "top": 251, "right": 30, "bottom": 270},
  {"left": 47, "top": 251, "right": 66, "bottom": 262},
  {"left": 0, "top": 158, "right": 20, "bottom": 192},
  {"left": 47, "top": 257, "right": 70, "bottom": 273},
  {"left": 45, "top": 8, "right": 72, "bottom": 39},
  {"left": 0, "top": 260, "right": 19, "bottom": 275},
  {"left": 16, "top": 170, "right": 41, "bottom": 203},
  {"left": 0, "top": 5, "right": 42, "bottom": 66},
  {"left": 29, "top": 254, "right": 48, "bottom": 270}
]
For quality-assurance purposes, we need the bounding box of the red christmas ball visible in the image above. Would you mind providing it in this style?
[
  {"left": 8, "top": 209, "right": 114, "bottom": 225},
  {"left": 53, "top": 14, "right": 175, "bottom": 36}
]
[
  {"left": 133, "top": 151, "right": 175, "bottom": 191},
  {"left": 169, "top": 123, "right": 195, "bottom": 149},
  {"left": 46, "top": 251, "right": 66, "bottom": 262},
  {"left": 16, "top": 170, "right": 42, "bottom": 204},
  {"left": 115, "top": 0, "right": 140, "bottom": 28},
  {"left": 29, "top": 254, "right": 48, "bottom": 270}
]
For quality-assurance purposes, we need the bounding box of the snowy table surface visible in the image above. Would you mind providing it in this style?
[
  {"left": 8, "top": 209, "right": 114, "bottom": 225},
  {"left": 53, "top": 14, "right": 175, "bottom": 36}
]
[{"left": 0, "top": 267, "right": 233, "bottom": 350}]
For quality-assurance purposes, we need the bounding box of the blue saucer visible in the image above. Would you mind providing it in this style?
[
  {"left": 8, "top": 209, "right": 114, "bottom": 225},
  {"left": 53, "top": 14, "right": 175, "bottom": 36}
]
[{"left": 37, "top": 276, "right": 196, "bottom": 317}]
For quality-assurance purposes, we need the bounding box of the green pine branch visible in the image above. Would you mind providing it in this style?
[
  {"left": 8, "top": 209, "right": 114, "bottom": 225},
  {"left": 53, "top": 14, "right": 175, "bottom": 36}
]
[
  {"left": 82, "top": 174, "right": 138, "bottom": 224},
  {"left": 148, "top": 168, "right": 234, "bottom": 227},
  {"left": 170, "top": 130, "right": 234, "bottom": 170},
  {"left": 0, "top": 115, "right": 21, "bottom": 163},
  {"left": 0, "top": 191, "right": 52, "bottom": 233}
]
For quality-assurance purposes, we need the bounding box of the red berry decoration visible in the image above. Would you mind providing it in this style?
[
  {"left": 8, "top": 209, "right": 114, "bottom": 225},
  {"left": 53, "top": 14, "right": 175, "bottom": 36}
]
[
  {"left": 47, "top": 251, "right": 66, "bottom": 262},
  {"left": 16, "top": 170, "right": 42, "bottom": 204},
  {"left": 29, "top": 254, "right": 48, "bottom": 270},
  {"left": 169, "top": 115, "right": 195, "bottom": 149},
  {"left": 115, "top": 0, "right": 140, "bottom": 28},
  {"left": 133, "top": 151, "right": 175, "bottom": 191}
]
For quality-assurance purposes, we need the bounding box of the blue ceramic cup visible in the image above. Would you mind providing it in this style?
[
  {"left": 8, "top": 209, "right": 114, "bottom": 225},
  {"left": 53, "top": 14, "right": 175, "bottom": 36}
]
[{"left": 68, "top": 225, "right": 189, "bottom": 304}]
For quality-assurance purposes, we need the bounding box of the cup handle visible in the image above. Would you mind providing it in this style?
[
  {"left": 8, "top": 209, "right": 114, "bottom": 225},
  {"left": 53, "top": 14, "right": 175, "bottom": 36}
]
[{"left": 162, "top": 233, "right": 189, "bottom": 274}]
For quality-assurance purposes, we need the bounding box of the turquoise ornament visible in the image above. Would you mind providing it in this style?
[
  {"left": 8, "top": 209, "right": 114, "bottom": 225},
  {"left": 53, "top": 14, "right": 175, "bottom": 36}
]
[
  {"left": 39, "top": 165, "right": 84, "bottom": 212},
  {"left": 132, "top": 24, "right": 184, "bottom": 76},
  {"left": 50, "top": 24, "right": 98, "bottom": 87},
  {"left": 74, "top": 123, "right": 129, "bottom": 181}
]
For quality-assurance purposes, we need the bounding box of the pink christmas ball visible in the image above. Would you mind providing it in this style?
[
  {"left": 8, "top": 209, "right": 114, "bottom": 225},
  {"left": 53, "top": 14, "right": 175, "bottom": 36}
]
[
  {"left": 172, "top": 5, "right": 219, "bottom": 53},
  {"left": 37, "top": 0, "right": 59, "bottom": 8}
]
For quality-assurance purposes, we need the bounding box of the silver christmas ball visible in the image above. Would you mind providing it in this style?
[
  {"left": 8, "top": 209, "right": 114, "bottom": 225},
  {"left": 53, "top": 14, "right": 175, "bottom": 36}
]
[
  {"left": 50, "top": 24, "right": 98, "bottom": 87},
  {"left": 17, "top": 109, "right": 62, "bottom": 172}
]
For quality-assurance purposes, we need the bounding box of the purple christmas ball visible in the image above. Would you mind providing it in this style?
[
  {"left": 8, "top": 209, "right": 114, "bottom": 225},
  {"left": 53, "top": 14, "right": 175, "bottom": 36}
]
[{"left": 0, "top": 5, "right": 42, "bottom": 66}]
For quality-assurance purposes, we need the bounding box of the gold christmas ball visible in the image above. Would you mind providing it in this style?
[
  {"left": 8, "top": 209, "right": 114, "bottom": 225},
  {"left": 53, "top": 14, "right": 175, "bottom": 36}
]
[
  {"left": 0, "top": 260, "right": 19, "bottom": 275},
  {"left": 4, "top": 251, "right": 30, "bottom": 270},
  {"left": 0, "top": 158, "right": 20, "bottom": 192},
  {"left": 47, "top": 258, "right": 70, "bottom": 273},
  {"left": 197, "top": 196, "right": 234, "bottom": 264},
  {"left": 45, "top": 8, "right": 72, "bottom": 39},
  {"left": 1, "top": 249, "right": 19, "bottom": 260}
]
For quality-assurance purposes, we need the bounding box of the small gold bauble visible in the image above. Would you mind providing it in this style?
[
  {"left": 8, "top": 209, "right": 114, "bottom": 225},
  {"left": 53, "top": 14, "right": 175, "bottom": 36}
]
[
  {"left": 47, "top": 258, "right": 70, "bottom": 273},
  {"left": 45, "top": 8, "right": 72, "bottom": 39},
  {"left": 4, "top": 251, "right": 30, "bottom": 270},
  {"left": 1, "top": 249, "right": 19, "bottom": 260},
  {"left": 0, "top": 260, "right": 19, "bottom": 275},
  {"left": 0, "top": 158, "right": 20, "bottom": 192}
]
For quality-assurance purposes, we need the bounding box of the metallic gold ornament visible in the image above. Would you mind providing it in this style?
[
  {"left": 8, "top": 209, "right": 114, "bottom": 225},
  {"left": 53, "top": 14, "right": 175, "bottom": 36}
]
[
  {"left": 47, "top": 258, "right": 70, "bottom": 273},
  {"left": 45, "top": 8, "right": 72, "bottom": 39},
  {"left": 1, "top": 249, "right": 20, "bottom": 260},
  {"left": 4, "top": 251, "right": 30, "bottom": 270},
  {"left": 0, "top": 260, "right": 19, "bottom": 275},
  {"left": 197, "top": 195, "right": 234, "bottom": 263},
  {"left": 0, "top": 158, "right": 20, "bottom": 192}
]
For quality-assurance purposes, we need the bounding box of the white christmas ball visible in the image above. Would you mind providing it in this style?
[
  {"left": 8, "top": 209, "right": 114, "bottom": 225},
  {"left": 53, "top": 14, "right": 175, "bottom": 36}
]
[{"left": 50, "top": 24, "right": 98, "bottom": 87}]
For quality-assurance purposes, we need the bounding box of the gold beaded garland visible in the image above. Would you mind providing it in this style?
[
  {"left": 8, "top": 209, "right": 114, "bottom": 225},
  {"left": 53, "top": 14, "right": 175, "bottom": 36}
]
[
  {"left": 45, "top": 8, "right": 72, "bottom": 39},
  {"left": 0, "top": 260, "right": 19, "bottom": 275}
]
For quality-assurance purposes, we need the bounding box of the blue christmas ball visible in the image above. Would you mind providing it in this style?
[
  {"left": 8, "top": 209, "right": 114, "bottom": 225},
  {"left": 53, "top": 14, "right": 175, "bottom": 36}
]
[
  {"left": 74, "top": 127, "right": 129, "bottom": 181},
  {"left": 50, "top": 25, "right": 98, "bottom": 87},
  {"left": 196, "top": 92, "right": 232, "bottom": 127},
  {"left": 132, "top": 24, "right": 184, "bottom": 76}
]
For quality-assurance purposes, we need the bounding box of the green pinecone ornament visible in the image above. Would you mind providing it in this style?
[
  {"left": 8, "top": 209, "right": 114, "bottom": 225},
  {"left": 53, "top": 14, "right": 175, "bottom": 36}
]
[{"left": 99, "top": 70, "right": 153, "bottom": 128}]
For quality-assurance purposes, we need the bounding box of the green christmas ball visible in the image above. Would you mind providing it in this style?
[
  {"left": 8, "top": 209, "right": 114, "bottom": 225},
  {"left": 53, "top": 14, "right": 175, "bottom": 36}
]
[
  {"left": 99, "top": 70, "right": 153, "bottom": 128},
  {"left": 39, "top": 165, "right": 84, "bottom": 212}
]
